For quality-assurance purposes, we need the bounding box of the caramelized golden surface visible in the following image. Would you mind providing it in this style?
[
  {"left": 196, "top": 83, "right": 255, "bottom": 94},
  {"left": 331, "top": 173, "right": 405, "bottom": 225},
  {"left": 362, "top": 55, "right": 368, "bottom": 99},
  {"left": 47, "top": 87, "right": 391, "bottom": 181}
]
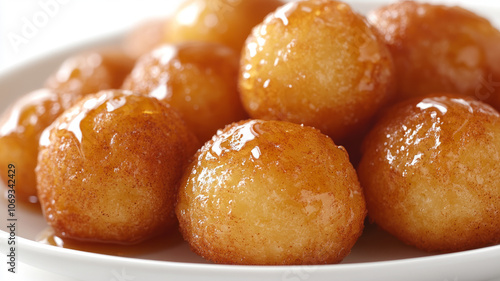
[
  {"left": 123, "top": 42, "right": 247, "bottom": 143},
  {"left": 0, "top": 89, "right": 66, "bottom": 202},
  {"left": 239, "top": 0, "right": 395, "bottom": 142},
  {"left": 164, "top": 0, "right": 283, "bottom": 53},
  {"left": 358, "top": 94, "right": 500, "bottom": 252},
  {"left": 36, "top": 90, "right": 199, "bottom": 244},
  {"left": 177, "top": 119, "right": 366, "bottom": 264},
  {"left": 369, "top": 1, "right": 500, "bottom": 109}
]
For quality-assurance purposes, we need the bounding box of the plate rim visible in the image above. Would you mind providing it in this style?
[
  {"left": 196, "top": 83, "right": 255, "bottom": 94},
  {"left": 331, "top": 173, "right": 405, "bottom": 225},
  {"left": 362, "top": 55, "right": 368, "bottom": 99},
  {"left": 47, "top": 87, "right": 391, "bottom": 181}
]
[{"left": 2, "top": 229, "right": 500, "bottom": 272}]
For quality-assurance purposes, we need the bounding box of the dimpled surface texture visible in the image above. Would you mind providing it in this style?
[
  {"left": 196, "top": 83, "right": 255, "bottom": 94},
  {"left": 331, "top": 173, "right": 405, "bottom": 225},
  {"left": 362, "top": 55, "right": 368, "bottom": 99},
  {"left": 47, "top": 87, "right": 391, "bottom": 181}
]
[
  {"left": 36, "top": 90, "right": 199, "bottom": 244},
  {"left": 239, "top": 0, "right": 395, "bottom": 142},
  {"left": 123, "top": 42, "right": 247, "bottom": 143},
  {"left": 368, "top": 1, "right": 500, "bottom": 110},
  {"left": 177, "top": 119, "right": 366, "bottom": 265},
  {"left": 0, "top": 89, "right": 67, "bottom": 202},
  {"left": 358, "top": 94, "right": 500, "bottom": 252},
  {"left": 164, "top": 0, "right": 283, "bottom": 53}
]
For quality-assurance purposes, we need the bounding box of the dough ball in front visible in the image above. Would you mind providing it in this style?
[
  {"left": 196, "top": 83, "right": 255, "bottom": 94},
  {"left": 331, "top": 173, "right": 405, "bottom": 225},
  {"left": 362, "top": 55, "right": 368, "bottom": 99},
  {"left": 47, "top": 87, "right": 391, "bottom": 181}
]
[
  {"left": 358, "top": 94, "right": 500, "bottom": 252},
  {"left": 36, "top": 90, "right": 199, "bottom": 244},
  {"left": 176, "top": 119, "right": 366, "bottom": 264}
]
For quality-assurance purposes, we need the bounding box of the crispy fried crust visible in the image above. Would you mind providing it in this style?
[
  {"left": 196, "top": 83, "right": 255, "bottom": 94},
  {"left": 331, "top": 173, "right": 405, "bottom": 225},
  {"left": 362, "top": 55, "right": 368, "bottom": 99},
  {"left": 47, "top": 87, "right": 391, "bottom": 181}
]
[
  {"left": 358, "top": 94, "right": 500, "bottom": 252},
  {"left": 239, "top": 0, "right": 395, "bottom": 142},
  {"left": 0, "top": 89, "right": 65, "bottom": 201},
  {"left": 177, "top": 119, "right": 366, "bottom": 264},
  {"left": 36, "top": 90, "right": 199, "bottom": 244},
  {"left": 123, "top": 42, "right": 248, "bottom": 143},
  {"left": 368, "top": 1, "right": 500, "bottom": 110}
]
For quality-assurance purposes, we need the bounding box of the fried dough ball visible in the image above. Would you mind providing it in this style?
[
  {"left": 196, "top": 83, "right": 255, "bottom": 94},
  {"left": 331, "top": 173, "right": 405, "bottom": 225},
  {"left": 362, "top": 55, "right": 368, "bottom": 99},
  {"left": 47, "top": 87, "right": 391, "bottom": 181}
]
[
  {"left": 45, "top": 49, "right": 134, "bottom": 103},
  {"left": 0, "top": 89, "right": 67, "bottom": 202},
  {"left": 36, "top": 90, "right": 199, "bottom": 244},
  {"left": 123, "top": 18, "right": 168, "bottom": 60},
  {"left": 123, "top": 42, "right": 247, "bottom": 143},
  {"left": 177, "top": 119, "right": 366, "bottom": 265},
  {"left": 239, "top": 0, "right": 395, "bottom": 142},
  {"left": 358, "top": 94, "right": 500, "bottom": 252},
  {"left": 368, "top": 1, "right": 500, "bottom": 109},
  {"left": 0, "top": 50, "right": 134, "bottom": 203},
  {"left": 164, "top": 0, "right": 283, "bottom": 53}
]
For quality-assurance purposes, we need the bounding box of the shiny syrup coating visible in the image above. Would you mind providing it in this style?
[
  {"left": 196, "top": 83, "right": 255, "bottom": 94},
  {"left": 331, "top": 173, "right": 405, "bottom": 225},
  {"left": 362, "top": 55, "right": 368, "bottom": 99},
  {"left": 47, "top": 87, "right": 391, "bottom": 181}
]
[
  {"left": 45, "top": 48, "right": 135, "bottom": 102},
  {"left": 0, "top": 49, "right": 133, "bottom": 203},
  {"left": 164, "top": 0, "right": 283, "bottom": 53},
  {"left": 368, "top": 1, "right": 500, "bottom": 109},
  {"left": 123, "top": 42, "right": 248, "bottom": 143},
  {"left": 358, "top": 94, "right": 500, "bottom": 252},
  {"left": 239, "top": 0, "right": 395, "bottom": 142},
  {"left": 176, "top": 119, "right": 366, "bottom": 265},
  {"left": 36, "top": 90, "right": 199, "bottom": 244},
  {"left": 0, "top": 89, "right": 67, "bottom": 202}
]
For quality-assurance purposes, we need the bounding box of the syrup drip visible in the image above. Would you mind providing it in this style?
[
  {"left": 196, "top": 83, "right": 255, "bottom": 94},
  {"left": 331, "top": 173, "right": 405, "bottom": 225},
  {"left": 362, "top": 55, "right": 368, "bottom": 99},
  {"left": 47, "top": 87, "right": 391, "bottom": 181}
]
[{"left": 36, "top": 227, "right": 185, "bottom": 257}]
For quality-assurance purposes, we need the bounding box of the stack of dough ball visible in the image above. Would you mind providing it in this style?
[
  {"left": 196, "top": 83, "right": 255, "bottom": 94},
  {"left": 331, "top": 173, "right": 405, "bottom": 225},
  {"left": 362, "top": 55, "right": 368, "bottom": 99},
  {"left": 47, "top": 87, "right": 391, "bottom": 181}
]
[
  {"left": 368, "top": 1, "right": 500, "bottom": 109},
  {"left": 36, "top": 90, "right": 199, "bottom": 244},
  {"left": 0, "top": 89, "right": 67, "bottom": 202},
  {"left": 164, "top": 0, "right": 283, "bottom": 53},
  {"left": 176, "top": 120, "right": 366, "bottom": 265},
  {"left": 123, "top": 42, "right": 247, "bottom": 143},
  {"left": 358, "top": 94, "right": 500, "bottom": 252},
  {"left": 123, "top": 18, "right": 168, "bottom": 60},
  {"left": 239, "top": 0, "right": 395, "bottom": 142},
  {"left": 45, "top": 49, "right": 134, "bottom": 104}
]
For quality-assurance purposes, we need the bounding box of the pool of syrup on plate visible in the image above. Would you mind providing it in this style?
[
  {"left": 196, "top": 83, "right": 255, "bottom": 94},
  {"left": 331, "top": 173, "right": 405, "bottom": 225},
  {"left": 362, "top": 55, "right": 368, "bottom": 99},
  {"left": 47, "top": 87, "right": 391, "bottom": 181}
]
[{"left": 36, "top": 226, "right": 185, "bottom": 257}]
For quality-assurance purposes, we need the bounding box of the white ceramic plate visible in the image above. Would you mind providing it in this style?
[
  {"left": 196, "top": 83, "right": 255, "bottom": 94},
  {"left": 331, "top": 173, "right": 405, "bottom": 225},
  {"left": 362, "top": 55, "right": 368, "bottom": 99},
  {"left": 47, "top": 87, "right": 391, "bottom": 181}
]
[{"left": 1, "top": 1, "right": 500, "bottom": 280}]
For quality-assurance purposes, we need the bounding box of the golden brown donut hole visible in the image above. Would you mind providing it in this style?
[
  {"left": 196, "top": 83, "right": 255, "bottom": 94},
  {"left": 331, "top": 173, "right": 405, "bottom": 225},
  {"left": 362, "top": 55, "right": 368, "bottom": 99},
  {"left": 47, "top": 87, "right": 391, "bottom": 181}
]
[
  {"left": 123, "top": 42, "right": 247, "bottom": 143},
  {"left": 368, "top": 1, "right": 500, "bottom": 110},
  {"left": 358, "top": 94, "right": 500, "bottom": 252},
  {"left": 0, "top": 89, "right": 66, "bottom": 202},
  {"left": 36, "top": 90, "right": 199, "bottom": 244},
  {"left": 1, "top": 49, "right": 134, "bottom": 204},
  {"left": 164, "top": 0, "right": 283, "bottom": 53},
  {"left": 176, "top": 119, "right": 366, "bottom": 265},
  {"left": 239, "top": 0, "right": 395, "bottom": 142}
]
